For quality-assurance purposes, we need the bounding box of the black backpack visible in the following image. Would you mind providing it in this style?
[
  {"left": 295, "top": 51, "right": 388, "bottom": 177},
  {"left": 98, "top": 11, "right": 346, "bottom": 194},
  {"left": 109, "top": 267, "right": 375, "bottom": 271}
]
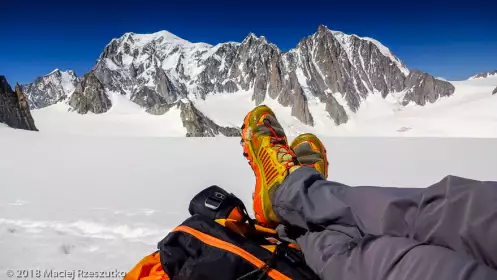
[{"left": 157, "top": 185, "right": 320, "bottom": 280}]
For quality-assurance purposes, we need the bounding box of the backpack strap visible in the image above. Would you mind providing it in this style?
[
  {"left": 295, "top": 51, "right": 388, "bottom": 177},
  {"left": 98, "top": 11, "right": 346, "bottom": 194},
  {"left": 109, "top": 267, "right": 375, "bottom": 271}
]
[{"left": 172, "top": 225, "right": 292, "bottom": 280}]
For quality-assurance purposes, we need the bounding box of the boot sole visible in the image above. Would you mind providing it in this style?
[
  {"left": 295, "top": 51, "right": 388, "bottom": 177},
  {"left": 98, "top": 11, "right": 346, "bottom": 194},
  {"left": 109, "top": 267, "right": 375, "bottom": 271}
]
[
  {"left": 242, "top": 110, "right": 269, "bottom": 225},
  {"left": 291, "top": 133, "right": 328, "bottom": 178}
]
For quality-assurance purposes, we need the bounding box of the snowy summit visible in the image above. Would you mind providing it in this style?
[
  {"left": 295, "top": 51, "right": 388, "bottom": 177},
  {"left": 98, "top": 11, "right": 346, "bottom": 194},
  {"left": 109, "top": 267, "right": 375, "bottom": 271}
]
[{"left": 12, "top": 25, "right": 496, "bottom": 138}]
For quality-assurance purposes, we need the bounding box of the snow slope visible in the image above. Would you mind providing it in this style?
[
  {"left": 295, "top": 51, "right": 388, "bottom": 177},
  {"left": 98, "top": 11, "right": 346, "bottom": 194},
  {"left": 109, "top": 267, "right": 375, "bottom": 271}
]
[
  {"left": 1, "top": 127, "right": 497, "bottom": 276},
  {"left": 60, "top": 70, "right": 77, "bottom": 95},
  {"left": 32, "top": 93, "right": 186, "bottom": 137},
  {"left": 30, "top": 75, "right": 497, "bottom": 137}
]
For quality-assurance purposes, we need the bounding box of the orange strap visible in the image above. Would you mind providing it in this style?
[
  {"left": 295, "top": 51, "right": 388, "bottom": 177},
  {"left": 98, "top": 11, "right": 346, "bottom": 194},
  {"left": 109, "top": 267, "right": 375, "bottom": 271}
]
[
  {"left": 172, "top": 225, "right": 291, "bottom": 280},
  {"left": 124, "top": 252, "right": 170, "bottom": 280}
]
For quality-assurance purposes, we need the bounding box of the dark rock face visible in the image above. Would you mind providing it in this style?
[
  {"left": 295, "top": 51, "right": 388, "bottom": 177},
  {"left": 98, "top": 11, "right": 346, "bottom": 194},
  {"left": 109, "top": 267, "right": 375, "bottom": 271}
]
[
  {"left": 178, "top": 101, "right": 240, "bottom": 137},
  {"left": 323, "top": 95, "right": 348, "bottom": 125},
  {"left": 130, "top": 66, "right": 179, "bottom": 114},
  {"left": 69, "top": 72, "right": 111, "bottom": 114},
  {"left": 0, "top": 76, "right": 38, "bottom": 131},
  {"left": 403, "top": 70, "right": 455, "bottom": 105},
  {"left": 492, "top": 87, "right": 497, "bottom": 95}
]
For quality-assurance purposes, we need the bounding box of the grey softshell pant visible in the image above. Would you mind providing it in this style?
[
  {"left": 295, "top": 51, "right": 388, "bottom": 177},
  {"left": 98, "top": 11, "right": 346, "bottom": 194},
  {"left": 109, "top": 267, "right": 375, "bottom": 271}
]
[{"left": 273, "top": 166, "right": 497, "bottom": 280}]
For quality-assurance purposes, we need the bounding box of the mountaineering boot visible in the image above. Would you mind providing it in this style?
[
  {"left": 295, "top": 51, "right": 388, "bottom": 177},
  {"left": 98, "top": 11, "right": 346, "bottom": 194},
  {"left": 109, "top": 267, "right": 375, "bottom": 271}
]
[
  {"left": 290, "top": 133, "right": 329, "bottom": 179},
  {"left": 241, "top": 105, "right": 300, "bottom": 227}
]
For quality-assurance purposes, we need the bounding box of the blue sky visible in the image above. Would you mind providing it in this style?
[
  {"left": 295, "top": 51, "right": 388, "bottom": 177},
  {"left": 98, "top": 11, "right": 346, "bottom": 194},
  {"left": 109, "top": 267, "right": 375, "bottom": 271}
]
[{"left": 1, "top": 0, "right": 495, "bottom": 84}]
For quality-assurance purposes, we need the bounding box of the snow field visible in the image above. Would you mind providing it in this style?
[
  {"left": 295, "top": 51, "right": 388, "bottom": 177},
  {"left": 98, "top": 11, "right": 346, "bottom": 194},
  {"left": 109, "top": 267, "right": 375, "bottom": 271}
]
[{"left": 1, "top": 129, "right": 497, "bottom": 274}]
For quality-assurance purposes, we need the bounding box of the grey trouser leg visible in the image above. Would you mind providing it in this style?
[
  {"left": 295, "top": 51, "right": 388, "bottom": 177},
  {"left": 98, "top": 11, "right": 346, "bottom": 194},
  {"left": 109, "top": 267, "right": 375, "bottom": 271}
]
[
  {"left": 295, "top": 231, "right": 497, "bottom": 280},
  {"left": 272, "top": 167, "right": 497, "bottom": 280}
]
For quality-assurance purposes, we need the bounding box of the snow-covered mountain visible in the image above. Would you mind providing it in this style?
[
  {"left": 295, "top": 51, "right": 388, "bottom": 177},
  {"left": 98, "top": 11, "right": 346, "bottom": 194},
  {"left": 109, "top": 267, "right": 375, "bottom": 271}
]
[
  {"left": 22, "top": 69, "right": 78, "bottom": 109},
  {"left": 469, "top": 70, "right": 497, "bottom": 80},
  {"left": 23, "top": 25, "right": 457, "bottom": 136}
]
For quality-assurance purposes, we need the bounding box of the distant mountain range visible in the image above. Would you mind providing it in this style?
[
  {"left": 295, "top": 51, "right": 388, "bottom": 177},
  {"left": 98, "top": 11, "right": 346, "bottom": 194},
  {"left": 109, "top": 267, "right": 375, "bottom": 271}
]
[
  {"left": 16, "top": 25, "right": 465, "bottom": 136},
  {"left": 469, "top": 70, "right": 497, "bottom": 80}
]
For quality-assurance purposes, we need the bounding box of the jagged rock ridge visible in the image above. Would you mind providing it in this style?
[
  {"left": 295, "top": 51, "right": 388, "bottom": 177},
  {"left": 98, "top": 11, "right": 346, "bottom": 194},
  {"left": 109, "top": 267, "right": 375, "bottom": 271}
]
[
  {"left": 23, "top": 25, "right": 456, "bottom": 134},
  {"left": 469, "top": 70, "right": 497, "bottom": 80},
  {"left": 0, "top": 76, "right": 38, "bottom": 131}
]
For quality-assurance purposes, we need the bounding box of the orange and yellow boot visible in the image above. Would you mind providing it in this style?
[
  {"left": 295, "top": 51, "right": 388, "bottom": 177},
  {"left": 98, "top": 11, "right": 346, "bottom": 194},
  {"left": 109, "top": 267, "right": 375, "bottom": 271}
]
[
  {"left": 241, "top": 105, "right": 300, "bottom": 227},
  {"left": 290, "top": 133, "right": 329, "bottom": 179}
]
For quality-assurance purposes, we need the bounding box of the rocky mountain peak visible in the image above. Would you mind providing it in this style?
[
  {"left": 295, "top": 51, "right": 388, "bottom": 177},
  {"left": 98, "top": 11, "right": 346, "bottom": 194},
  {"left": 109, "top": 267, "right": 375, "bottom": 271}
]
[
  {"left": 317, "top": 24, "right": 330, "bottom": 34},
  {"left": 23, "top": 69, "right": 79, "bottom": 109},
  {"left": 0, "top": 76, "right": 38, "bottom": 131},
  {"left": 241, "top": 33, "right": 278, "bottom": 50},
  {"left": 243, "top": 32, "right": 258, "bottom": 42}
]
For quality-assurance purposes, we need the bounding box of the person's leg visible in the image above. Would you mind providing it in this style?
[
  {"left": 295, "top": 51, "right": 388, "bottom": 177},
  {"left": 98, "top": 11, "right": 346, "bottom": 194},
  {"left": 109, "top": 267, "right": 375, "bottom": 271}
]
[
  {"left": 273, "top": 168, "right": 497, "bottom": 279},
  {"left": 294, "top": 229, "right": 497, "bottom": 280},
  {"left": 412, "top": 176, "right": 497, "bottom": 268},
  {"left": 288, "top": 132, "right": 497, "bottom": 268},
  {"left": 274, "top": 164, "right": 497, "bottom": 269},
  {"left": 272, "top": 166, "right": 419, "bottom": 235}
]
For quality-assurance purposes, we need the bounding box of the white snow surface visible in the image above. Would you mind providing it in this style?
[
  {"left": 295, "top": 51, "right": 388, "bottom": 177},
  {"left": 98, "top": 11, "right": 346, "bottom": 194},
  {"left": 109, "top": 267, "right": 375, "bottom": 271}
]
[
  {"left": 60, "top": 70, "right": 76, "bottom": 95},
  {"left": 32, "top": 93, "right": 186, "bottom": 137},
  {"left": 1, "top": 125, "right": 497, "bottom": 275}
]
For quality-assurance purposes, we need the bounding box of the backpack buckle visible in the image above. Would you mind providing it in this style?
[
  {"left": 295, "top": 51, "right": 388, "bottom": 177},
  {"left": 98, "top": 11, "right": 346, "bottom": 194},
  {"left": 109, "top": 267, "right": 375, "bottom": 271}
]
[{"left": 205, "top": 192, "right": 226, "bottom": 210}]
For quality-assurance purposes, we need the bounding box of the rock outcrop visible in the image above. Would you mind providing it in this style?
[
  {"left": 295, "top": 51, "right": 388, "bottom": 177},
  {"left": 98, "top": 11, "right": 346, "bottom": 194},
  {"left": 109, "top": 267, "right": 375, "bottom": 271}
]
[
  {"left": 403, "top": 70, "right": 455, "bottom": 105},
  {"left": 178, "top": 101, "right": 240, "bottom": 137},
  {"left": 69, "top": 72, "right": 111, "bottom": 114},
  {"left": 493, "top": 87, "right": 497, "bottom": 95},
  {"left": 0, "top": 76, "right": 38, "bottom": 131}
]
